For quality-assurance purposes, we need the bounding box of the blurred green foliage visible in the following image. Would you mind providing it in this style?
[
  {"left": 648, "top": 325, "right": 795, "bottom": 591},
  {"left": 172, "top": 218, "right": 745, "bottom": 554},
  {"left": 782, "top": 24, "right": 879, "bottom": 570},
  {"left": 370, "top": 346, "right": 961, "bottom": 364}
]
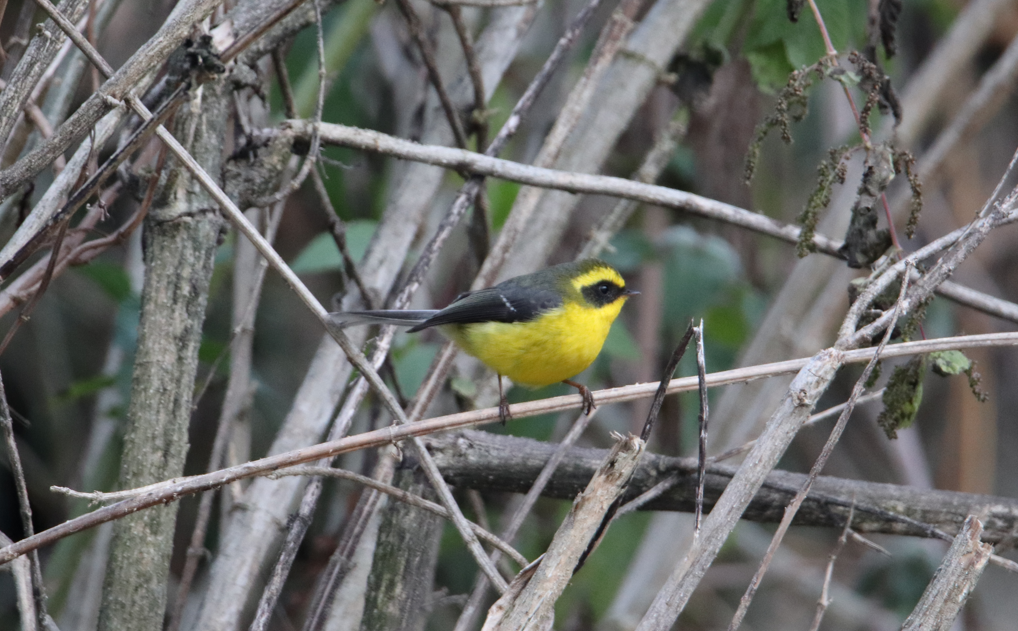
[
  {"left": 858, "top": 548, "right": 936, "bottom": 619},
  {"left": 290, "top": 219, "right": 378, "bottom": 273}
]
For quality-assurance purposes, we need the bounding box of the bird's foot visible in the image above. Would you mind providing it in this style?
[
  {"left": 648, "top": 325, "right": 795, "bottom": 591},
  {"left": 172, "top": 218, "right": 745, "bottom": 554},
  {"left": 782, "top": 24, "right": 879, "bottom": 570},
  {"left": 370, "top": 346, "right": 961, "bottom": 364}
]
[
  {"left": 498, "top": 395, "right": 512, "bottom": 425},
  {"left": 564, "top": 379, "right": 596, "bottom": 416}
]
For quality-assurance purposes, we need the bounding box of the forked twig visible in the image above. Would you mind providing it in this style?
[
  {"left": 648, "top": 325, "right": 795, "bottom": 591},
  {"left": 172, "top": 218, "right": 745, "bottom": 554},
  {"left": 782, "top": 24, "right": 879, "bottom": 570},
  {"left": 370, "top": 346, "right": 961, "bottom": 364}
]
[
  {"left": 727, "top": 262, "right": 913, "bottom": 631},
  {"left": 808, "top": 501, "right": 856, "bottom": 631}
]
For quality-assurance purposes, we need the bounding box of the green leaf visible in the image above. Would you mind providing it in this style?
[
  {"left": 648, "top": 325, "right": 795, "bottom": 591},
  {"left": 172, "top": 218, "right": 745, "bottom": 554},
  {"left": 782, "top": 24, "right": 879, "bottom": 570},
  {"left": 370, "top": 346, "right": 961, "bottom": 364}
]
[
  {"left": 290, "top": 220, "right": 376, "bottom": 273},
  {"left": 660, "top": 226, "right": 743, "bottom": 332},
  {"left": 392, "top": 341, "right": 439, "bottom": 394},
  {"left": 54, "top": 374, "right": 117, "bottom": 406},
  {"left": 198, "top": 337, "right": 229, "bottom": 368},
  {"left": 291, "top": 234, "right": 341, "bottom": 274},
  {"left": 602, "top": 321, "right": 641, "bottom": 361},
  {"left": 704, "top": 302, "right": 747, "bottom": 348},
  {"left": 743, "top": 0, "right": 868, "bottom": 92},
  {"left": 745, "top": 42, "right": 795, "bottom": 92},
  {"left": 488, "top": 180, "right": 520, "bottom": 230},
  {"left": 929, "top": 350, "right": 972, "bottom": 377},
  {"left": 77, "top": 261, "right": 132, "bottom": 302}
]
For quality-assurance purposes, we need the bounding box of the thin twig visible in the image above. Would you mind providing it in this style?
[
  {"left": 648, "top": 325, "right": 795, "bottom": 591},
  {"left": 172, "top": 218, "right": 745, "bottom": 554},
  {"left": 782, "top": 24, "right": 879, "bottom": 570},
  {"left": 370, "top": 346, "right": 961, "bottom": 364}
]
[
  {"left": 286, "top": 120, "right": 1018, "bottom": 325},
  {"left": 693, "top": 321, "right": 709, "bottom": 535},
  {"left": 269, "top": 466, "right": 529, "bottom": 567},
  {"left": 0, "top": 370, "right": 50, "bottom": 628},
  {"left": 394, "top": 0, "right": 469, "bottom": 148},
  {"left": 452, "top": 409, "right": 601, "bottom": 631},
  {"left": 272, "top": 45, "right": 298, "bottom": 119},
  {"left": 707, "top": 390, "right": 885, "bottom": 465},
  {"left": 442, "top": 4, "right": 487, "bottom": 149},
  {"left": 809, "top": 502, "right": 856, "bottom": 631},
  {"left": 309, "top": 167, "right": 375, "bottom": 308},
  {"left": 14, "top": 330, "right": 1018, "bottom": 570},
  {"left": 640, "top": 323, "right": 695, "bottom": 442},
  {"left": 727, "top": 262, "right": 913, "bottom": 631},
  {"left": 616, "top": 473, "right": 680, "bottom": 517}
]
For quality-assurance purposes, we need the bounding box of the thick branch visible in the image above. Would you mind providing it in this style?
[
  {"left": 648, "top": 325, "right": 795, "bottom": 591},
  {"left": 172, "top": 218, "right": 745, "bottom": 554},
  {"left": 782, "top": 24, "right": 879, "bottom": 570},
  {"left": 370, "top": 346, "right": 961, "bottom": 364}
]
[
  {"left": 901, "top": 516, "right": 992, "bottom": 631},
  {"left": 425, "top": 431, "right": 1018, "bottom": 544},
  {"left": 6, "top": 330, "right": 1018, "bottom": 567},
  {"left": 96, "top": 75, "right": 228, "bottom": 631}
]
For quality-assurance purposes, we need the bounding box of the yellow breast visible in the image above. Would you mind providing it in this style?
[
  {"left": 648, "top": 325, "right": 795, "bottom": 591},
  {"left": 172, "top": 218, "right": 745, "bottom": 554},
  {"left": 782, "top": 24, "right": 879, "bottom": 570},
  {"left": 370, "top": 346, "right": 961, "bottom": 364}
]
[{"left": 444, "top": 298, "right": 625, "bottom": 387}]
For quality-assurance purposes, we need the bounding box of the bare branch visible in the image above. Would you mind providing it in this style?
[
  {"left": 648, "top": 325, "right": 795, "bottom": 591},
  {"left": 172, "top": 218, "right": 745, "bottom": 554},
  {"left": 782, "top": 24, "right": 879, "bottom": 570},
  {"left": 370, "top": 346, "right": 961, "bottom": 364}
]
[
  {"left": 0, "top": 0, "right": 223, "bottom": 200},
  {"left": 808, "top": 503, "right": 856, "bottom": 631},
  {"left": 728, "top": 262, "right": 911, "bottom": 631},
  {"left": 285, "top": 121, "right": 1018, "bottom": 324},
  {"left": 453, "top": 409, "right": 601, "bottom": 631},
  {"left": 0, "top": 370, "right": 50, "bottom": 627},
  {"left": 429, "top": 0, "right": 537, "bottom": 6},
  {"left": 270, "top": 466, "right": 528, "bottom": 567},
  {"left": 693, "top": 322, "right": 709, "bottom": 535},
  {"left": 484, "top": 434, "right": 644, "bottom": 630},
  {"left": 11, "top": 330, "right": 1018, "bottom": 568},
  {"left": 901, "top": 516, "right": 993, "bottom": 631}
]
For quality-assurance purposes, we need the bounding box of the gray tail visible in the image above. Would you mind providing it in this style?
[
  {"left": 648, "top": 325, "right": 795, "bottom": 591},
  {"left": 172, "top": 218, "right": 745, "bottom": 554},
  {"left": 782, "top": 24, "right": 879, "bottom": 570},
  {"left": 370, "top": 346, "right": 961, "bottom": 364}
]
[{"left": 329, "top": 310, "right": 438, "bottom": 328}]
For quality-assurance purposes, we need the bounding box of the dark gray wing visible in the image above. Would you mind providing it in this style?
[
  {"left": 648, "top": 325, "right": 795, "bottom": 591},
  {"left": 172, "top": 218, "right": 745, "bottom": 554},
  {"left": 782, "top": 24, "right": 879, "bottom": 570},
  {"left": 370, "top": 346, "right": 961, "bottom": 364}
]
[{"left": 407, "top": 284, "right": 562, "bottom": 332}]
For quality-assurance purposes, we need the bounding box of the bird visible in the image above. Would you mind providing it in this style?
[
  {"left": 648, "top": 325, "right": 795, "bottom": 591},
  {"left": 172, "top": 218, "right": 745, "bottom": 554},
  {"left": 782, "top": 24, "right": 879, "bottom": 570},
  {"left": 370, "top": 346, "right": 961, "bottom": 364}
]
[{"left": 331, "top": 259, "right": 638, "bottom": 421}]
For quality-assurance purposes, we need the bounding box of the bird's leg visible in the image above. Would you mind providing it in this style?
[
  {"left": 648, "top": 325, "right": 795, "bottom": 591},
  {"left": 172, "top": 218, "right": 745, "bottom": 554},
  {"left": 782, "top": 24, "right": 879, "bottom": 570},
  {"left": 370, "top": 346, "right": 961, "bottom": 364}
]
[
  {"left": 563, "top": 379, "right": 596, "bottom": 415},
  {"left": 498, "top": 375, "right": 511, "bottom": 424}
]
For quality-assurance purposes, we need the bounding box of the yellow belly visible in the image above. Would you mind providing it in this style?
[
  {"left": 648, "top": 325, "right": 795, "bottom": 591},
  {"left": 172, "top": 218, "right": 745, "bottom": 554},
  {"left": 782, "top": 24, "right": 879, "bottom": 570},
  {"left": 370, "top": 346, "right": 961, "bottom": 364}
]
[{"left": 443, "top": 300, "right": 622, "bottom": 387}]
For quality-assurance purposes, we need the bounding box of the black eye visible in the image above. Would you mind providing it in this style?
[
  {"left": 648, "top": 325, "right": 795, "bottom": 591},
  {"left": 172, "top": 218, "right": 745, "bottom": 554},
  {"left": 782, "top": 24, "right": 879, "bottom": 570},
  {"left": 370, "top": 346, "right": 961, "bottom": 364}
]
[{"left": 598, "top": 282, "right": 611, "bottom": 295}]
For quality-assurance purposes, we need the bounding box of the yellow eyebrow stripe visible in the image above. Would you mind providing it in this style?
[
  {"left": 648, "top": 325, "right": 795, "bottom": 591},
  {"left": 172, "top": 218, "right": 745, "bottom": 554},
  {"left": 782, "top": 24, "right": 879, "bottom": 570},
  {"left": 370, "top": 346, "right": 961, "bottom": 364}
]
[{"left": 569, "top": 265, "right": 625, "bottom": 292}]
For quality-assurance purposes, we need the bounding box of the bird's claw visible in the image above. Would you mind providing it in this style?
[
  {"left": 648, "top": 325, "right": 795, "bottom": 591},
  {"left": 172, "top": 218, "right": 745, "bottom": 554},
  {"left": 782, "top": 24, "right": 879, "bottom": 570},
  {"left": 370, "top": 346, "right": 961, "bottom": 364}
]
[
  {"left": 564, "top": 379, "right": 596, "bottom": 416},
  {"left": 579, "top": 385, "right": 596, "bottom": 416},
  {"left": 498, "top": 396, "right": 512, "bottom": 425}
]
